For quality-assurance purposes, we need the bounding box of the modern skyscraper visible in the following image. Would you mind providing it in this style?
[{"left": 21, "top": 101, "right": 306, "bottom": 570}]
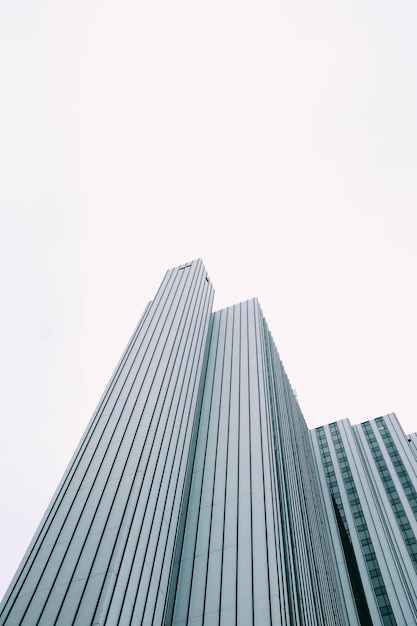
[
  {"left": 312, "top": 414, "right": 417, "bottom": 626},
  {"left": 1, "top": 260, "right": 214, "bottom": 626},
  {"left": 164, "top": 290, "right": 345, "bottom": 626},
  {"left": 1, "top": 260, "right": 415, "bottom": 625}
]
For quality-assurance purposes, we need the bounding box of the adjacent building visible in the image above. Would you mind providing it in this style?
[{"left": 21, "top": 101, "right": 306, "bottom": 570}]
[
  {"left": 1, "top": 259, "right": 416, "bottom": 625},
  {"left": 312, "top": 414, "right": 417, "bottom": 626}
]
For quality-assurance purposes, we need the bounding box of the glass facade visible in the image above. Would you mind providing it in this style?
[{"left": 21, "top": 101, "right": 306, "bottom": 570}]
[
  {"left": 313, "top": 416, "right": 417, "bottom": 626},
  {"left": 362, "top": 421, "right": 417, "bottom": 572}
]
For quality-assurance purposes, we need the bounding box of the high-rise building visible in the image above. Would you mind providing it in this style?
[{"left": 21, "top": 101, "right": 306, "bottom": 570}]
[
  {"left": 312, "top": 414, "right": 417, "bottom": 626},
  {"left": 1, "top": 259, "right": 415, "bottom": 625}
]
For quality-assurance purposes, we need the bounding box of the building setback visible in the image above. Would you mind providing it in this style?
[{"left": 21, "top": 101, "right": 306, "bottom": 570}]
[{"left": 0, "top": 259, "right": 415, "bottom": 625}]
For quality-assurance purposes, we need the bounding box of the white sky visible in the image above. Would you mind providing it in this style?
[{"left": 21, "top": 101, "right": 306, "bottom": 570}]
[{"left": 1, "top": 0, "right": 416, "bottom": 599}]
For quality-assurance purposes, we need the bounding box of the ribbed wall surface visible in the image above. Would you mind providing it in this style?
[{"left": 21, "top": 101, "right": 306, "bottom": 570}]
[
  {"left": 312, "top": 414, "right": 417, "bottom": 626},
  {"left": 4, "top": 260, "right": 383, "bottom": 626},
  {"left": 168, "top": 299, "right": 346, "bottom": 626},
  {"left": 263, "top": 322, "right": 346, "bottom": 626},
  {"left": 0, "top": 259, "right": 214, "bottom": 626}
]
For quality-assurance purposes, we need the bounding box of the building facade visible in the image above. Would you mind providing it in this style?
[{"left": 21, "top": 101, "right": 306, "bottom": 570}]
[
  {"left": 165, "top": 297, "right": 345, "bottom": 625},
  {"left": 1, "top": 259, "right": 415, "bottom": 625},
  {"left": 312, "top": 414, "right": 417, "bottom": 626},
  {"left": 1, "top": 260, "right": 214, "bottom": 625}
]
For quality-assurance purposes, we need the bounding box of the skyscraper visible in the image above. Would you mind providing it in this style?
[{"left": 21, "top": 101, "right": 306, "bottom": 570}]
[
  {"left": 1, "top": 259, "right": 415, "bottom": 625},
  {"left": 164, "top": 292, "right": 344, "bottom": 625},
  {"left": 1, "top": 260, "right": 214, "bottom": 625}
]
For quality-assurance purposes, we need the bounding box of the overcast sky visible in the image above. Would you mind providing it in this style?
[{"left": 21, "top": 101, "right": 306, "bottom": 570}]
[{"left": 1, "top": 0, "right": 416, "bottom": 599}]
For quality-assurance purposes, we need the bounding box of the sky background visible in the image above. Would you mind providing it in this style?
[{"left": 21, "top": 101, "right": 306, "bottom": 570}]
[{"left": 1, "top": 0, "right": 416, "bottom": 598}]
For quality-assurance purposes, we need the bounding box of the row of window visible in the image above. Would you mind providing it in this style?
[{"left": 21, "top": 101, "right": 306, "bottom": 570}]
[
  {"left": 362, "top": 422, "right": 417, "bottom": 570},
  {"left": 316, "top": 427, "right": 350, "bottom": 540},
  {"left": 374, "top": 417, "right": 417, "bottom": 519},
  {"left": 322, "top": 423, "right": 397, "bottom": 625}
]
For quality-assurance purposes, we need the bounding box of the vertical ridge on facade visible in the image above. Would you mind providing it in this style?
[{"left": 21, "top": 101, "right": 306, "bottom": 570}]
[
  {"left": 169, "top": 299, "right": 346, "bottom": 625},
  {"left": 0, "top": 260, "right": 214, "bottom": 626},
  {"left": 2, "top": 259, "right": 415, "bottom": 626},
  {"left": 312, "top": 414, "right": 417, "bottom": 625}
]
